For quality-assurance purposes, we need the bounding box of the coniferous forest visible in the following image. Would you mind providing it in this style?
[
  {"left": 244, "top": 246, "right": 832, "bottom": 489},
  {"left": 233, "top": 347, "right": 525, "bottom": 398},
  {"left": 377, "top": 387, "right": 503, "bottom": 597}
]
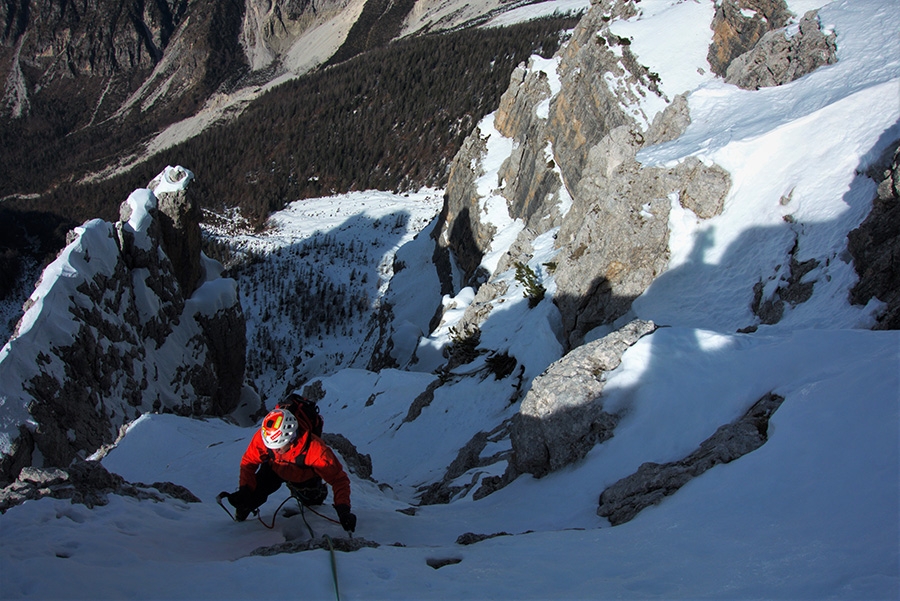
[
  {"left": 0, "top": 16, "right": 579, "bottom": 300},
  {"left": 138, "top": 16, "right": 577, "bottom": 226}
]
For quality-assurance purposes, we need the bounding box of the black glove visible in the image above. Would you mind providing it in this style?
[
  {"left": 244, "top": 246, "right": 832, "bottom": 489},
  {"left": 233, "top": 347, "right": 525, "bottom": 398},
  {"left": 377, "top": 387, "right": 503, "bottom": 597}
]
[
  {"left": 227, "top": 485, "right": 253, "bottom": 509},
  {"left": 334, "top": 504, "right": 357, "bottom": 533}
]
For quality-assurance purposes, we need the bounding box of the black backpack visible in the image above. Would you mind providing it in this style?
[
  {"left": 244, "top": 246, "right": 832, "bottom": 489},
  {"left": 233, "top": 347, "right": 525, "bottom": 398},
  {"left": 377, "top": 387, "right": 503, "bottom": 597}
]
[{"left": 276, "top": 393, "right": 323, "bottom": 438}]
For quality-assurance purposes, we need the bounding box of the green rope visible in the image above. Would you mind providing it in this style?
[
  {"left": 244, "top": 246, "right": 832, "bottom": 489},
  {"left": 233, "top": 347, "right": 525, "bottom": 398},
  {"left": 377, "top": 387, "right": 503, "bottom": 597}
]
[
  {"left": 296, "top": 499, "right": 341, "bottom": 601},
  {"left": 325, "top": 534, "right": 341, "bottom": 601},
  {"left": 220, "top": 492, "right": 341, "bottom": 601},
  {"left": 298, "top": 500, "right": 341, "bottom": 601}
]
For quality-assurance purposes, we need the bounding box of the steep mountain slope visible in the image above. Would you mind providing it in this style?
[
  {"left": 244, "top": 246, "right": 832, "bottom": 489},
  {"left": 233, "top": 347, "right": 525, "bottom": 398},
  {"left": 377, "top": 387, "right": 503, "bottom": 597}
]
[
  {"left": 0, "top": 0, "right": 582, "bottom": 201},
  {"left": 0, "top": 0, "right": 897, "bottom": 598},
  {"left": 0, "top": 0, "right": 246, "bottom": 192},
  {"left": 0, "top": 0, "right": 584, "bottom": 323}
]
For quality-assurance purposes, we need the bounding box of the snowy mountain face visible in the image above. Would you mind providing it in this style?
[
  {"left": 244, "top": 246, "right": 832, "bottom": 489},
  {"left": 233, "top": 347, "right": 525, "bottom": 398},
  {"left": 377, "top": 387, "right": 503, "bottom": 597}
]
[
  {"left": 1, "top": 0, "right": 899, "bottom": 599},
  {"left": 0, "top": 167, "right": 249, "bottom": 484}
]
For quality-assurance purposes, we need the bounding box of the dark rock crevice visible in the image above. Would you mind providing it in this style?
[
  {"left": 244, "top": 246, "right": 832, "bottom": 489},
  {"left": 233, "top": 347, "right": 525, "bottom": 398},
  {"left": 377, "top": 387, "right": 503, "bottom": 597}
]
[
  {"left": 848, "top": 139, "right": 900, "bottom": 329},
  {"left": 417, "top": 420, "right": 513, "bottom": 505}
]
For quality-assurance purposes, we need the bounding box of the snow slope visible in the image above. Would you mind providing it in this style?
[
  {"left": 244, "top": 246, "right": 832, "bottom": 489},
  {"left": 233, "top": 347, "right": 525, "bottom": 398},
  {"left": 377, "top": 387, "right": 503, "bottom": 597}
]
[{"left": 1, "top": 0, "right": 898, "bottom": 599}]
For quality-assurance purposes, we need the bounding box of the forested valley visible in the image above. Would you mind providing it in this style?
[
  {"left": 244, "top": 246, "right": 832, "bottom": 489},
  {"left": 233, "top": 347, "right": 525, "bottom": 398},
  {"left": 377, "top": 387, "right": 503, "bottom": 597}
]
[{"left": 0, "top": 15, "right": 579, "bottom": 300}]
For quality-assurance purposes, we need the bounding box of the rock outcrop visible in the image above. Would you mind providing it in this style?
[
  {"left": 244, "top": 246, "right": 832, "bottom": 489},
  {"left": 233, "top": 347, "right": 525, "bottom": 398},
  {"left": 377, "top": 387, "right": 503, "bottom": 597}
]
[
  {"left": 250, "top": 536, "right": 380, "bottom": 556},
  {"left": 321, "top": 432, "right": 374, "bottom": 481},
  {"left": 707, "top": 0, "right": 792, "bottom": 77},
  {"left": 552, "top": 117, "right": 731, "bottom": 345},
  {"left": 0, "top": 166, "right": 247, "bottom": 485},
  {"left": 597, "top": 393, "right": 785, "bottom": 525},
  {"left": 418, "top": 420, "right": 513, "bottom": 504},
  {"left": 435, "top": 0, "right": 651, "bottom": 291},
  {"left": 436, "top": 0, "right": 733, "bottom": 347},
  {"left": 848, "top": 140, "right": 900, "bottom": 329},
  {"left": 0, "top": 459, "right": 200, "bottom": 514},
  {"left": 749, "top": 239, "right": 819, "bottom": 326},
  {"left": 510, "top": 319, "right": 656, "bottom": 477},
  {"left": 152, "top": 165, "right": 205, "bottom": 297},
  {"left": 725, "top": 10, "right": 838, "bottom": 90}
]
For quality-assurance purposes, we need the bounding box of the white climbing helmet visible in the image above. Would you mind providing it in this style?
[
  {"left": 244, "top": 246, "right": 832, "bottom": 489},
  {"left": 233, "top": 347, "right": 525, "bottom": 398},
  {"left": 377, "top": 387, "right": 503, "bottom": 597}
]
[{"left": 260, "top": 408, "right": 298, "bottom": 450}]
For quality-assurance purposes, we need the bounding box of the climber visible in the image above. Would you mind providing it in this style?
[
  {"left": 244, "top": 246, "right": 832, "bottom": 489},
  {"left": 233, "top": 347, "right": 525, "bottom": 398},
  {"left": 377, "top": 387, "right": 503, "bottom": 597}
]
[{"left": 224, "top": 396, "right": 357, "bottom": 533}]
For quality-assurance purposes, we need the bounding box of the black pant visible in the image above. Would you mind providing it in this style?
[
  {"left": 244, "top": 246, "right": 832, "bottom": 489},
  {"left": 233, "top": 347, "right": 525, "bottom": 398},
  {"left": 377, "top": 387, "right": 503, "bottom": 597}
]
[{"left": 231, "top": 464, "right": 326, "bottom": 514}]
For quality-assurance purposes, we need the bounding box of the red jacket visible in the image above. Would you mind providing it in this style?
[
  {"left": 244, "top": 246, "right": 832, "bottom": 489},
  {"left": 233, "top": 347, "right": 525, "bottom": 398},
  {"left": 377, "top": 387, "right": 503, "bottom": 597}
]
[{"left": 240, "top": 429, "right": 352, "bottom": 507}]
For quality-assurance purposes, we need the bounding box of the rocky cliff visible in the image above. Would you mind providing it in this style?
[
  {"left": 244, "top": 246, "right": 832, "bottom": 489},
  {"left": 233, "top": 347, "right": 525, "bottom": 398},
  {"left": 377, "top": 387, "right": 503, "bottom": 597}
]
[
  {"left": 0, "top": 166, "right": 248, "bottom": 486},
  {"left": 435, "top": 0, "right": 843, "bottom": 353},
  {"left": 240, "top": 0, "right": 362, "bottom": 72},
  {"left": 0, "top": 0, "right": 247, "bottom": 124},
  {"left": 848, "top": 140, "right": 900, "bottom": 329},
  {"left": 436, "top": 0, "right": 732, "bottom": 349},
  {"left": 428, "top": 0, "right": 891, "bottom": 488}
]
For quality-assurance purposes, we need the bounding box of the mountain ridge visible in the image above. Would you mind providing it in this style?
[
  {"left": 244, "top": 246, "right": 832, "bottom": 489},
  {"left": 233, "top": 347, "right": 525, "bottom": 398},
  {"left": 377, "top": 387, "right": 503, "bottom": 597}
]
[
  {"left": 0, "top": 0, "right": 897, "bottom": 596},
  {"left": 1, "top": 0, "right": 896, "bottom": 487},
  {"left": 0, "top": 3, "right": 583, "bottom": 307}
]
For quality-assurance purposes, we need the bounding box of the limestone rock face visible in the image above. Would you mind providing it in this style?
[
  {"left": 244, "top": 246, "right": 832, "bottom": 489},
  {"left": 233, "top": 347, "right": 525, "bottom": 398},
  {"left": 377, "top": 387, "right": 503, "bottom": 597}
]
[
  {"left": 113, "top": 0, "right": 248, "bottom": 117},
  {"left": 553, "top": 110, "right": 730, "bottom": 346},
  {"left": 547, "top": 1, "right": 652, "bottom": 198},
  {"left": 0, "top": 166, "right": 247, "bottom": 485},
  {"left": 240, "top": 0, "right": 353, "bottom": 70},
  {"left": 0, "top": 0, "right": 246, "bottom": 122},
  {"left": 510, "top": 319, "right": 656, "bottom": 477},
  {"left": 707, "top": 0, "right": 792, "bottom": 77},
  {"left": 436, "top": 0, "right": 650, "bottom": 289},
  {"left": 436, "top": 131, "right": 495, "bottom": 287},
  {"left": 437, "top": 0, "right": 733, "bottom": 347},
  {"left": 493, "top": 63, "right": 565, "bottom": 235},
  {"left": 0, "top": 0, "right": 186, "bottom": 79},
  {"left": 725, "top": 10, "right": 837, "bottom": 89}
]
